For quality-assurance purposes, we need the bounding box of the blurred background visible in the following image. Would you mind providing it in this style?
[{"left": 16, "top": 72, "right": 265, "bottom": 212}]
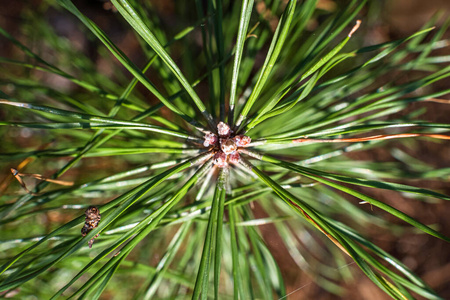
[{"left": 0, "top": 1, "right": 449, "bottom": 299}]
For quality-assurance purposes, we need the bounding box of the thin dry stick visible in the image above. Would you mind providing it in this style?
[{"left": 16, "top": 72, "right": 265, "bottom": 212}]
[
  {"left": 348, "top": 20, "right": 361, "bottom": 37},
  {"left": 292, "top": 133, "right": 450, "bottom": 144},
  {"left": 424, "top": 98, "right": 450, "bottom": 104},
  {"left": 0, "top": 159, "right": 34, "bottom": 195},
  {"left": 0, "top": 141, "right": 55, "bottom": 195},
  {"left": 11, "top": 168, "right": 74, "bottom": 196}
]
